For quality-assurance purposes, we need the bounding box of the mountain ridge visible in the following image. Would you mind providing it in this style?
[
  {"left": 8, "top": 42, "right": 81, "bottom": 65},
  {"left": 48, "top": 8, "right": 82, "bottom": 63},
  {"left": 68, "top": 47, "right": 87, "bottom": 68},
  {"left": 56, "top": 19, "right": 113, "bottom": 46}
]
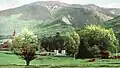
[{"left": 0, "top": 1, "right": 120, "bottom": 35}]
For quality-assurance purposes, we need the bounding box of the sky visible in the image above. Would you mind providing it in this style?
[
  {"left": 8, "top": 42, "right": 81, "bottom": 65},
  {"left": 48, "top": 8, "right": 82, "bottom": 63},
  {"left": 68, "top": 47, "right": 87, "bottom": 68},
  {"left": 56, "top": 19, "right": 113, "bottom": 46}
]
[{"left": 0, "top": 0, "right": 120, "bottom": 10}]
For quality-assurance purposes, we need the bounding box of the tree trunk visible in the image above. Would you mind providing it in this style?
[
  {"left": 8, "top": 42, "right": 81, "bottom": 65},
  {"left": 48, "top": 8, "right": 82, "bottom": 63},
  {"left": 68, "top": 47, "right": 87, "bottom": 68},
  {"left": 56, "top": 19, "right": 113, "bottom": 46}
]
[{"left": 26, "top": 60, "right": 30, "bottom": 66}]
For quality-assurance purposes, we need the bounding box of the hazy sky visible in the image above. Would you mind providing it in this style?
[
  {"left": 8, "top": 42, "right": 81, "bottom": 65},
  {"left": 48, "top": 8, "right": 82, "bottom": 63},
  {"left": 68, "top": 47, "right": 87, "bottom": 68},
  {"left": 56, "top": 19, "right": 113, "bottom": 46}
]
[{"left": 0, "top": 0, "right": 120, "bottom": 10}]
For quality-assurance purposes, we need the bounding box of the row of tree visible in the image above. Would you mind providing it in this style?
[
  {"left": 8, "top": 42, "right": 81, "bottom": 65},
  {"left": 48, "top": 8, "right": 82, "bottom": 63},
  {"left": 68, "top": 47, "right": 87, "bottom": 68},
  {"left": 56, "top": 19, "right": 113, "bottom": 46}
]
[
  {"left": 39, "top": 25, "right": 118, "bottom": 58},
  {"left": 9, "top": 25, "right": 119, "bottom": 65}
]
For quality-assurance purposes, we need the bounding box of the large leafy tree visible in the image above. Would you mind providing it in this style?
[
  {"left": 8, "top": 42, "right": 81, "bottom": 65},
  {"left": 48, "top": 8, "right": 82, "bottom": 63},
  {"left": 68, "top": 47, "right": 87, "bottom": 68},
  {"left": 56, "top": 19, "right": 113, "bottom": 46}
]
[
  {"left": 10, "top": 28, "right": 38, "bottom": 66},
  {"left": 104, "top": 17, "right": 120, "bottom": 51},
  {"left": 75, "top": 25, "right": 118, "bottom": 58},
  {"left": 64, "top": 31, "right": 80, "bottom": 57}
]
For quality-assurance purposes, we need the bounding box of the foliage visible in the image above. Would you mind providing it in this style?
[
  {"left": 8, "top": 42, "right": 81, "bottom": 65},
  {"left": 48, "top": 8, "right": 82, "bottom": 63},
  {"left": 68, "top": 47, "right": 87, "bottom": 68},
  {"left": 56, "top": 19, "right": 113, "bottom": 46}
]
[
  {"left": 40, "top": 32, "right": 65, "bottom": 52},
  {"left": 10, "top": 28, "right": 38, "bottom": 66},
  {"left": 35, "top": 19, "right": 75, "bottom": 53},
  {"left": 64, "top": 31, "right": 80, "bottom": 57},
  {"left": 75, "top": 25, "right": 118, "bottom": 58},
  {"left": 104, "top": 16, "right": 120, "bottom": 50},
  {"left": 40, "top": 30, "right": 80, "bottom": 57}
]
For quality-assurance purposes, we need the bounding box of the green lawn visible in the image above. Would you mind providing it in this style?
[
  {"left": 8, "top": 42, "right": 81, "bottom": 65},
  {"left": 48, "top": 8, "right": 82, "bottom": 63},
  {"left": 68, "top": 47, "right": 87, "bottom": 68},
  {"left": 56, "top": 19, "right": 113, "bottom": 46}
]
[{"left": 0, "top": 51, "right": 120, "bottom": 68}]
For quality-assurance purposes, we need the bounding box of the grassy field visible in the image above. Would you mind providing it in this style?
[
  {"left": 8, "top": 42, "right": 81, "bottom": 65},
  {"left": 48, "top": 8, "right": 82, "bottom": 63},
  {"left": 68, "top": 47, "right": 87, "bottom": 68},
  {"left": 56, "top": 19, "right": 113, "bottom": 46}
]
[{"left": 0, "top": 51, "right": 120, "bottom": 68}]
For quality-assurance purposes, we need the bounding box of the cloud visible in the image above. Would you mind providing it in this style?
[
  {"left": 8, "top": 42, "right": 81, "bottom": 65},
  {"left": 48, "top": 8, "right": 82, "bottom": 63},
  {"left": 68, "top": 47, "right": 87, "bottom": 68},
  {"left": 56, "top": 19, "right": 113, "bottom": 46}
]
[
  {"left": 0, "top": 0, "right": 64, "bottom": 10},
  {"left": 0, "top": 4, "right": 17, "bottom": 10},
  {"left": 0, "top": 0, "right": 37, "bottom": 10},
  {"left": 0, "top": 0, "right": 120, "bottom": 10},
  {"left": 103, "top": 3, "right": 120, "bottom": 8}
]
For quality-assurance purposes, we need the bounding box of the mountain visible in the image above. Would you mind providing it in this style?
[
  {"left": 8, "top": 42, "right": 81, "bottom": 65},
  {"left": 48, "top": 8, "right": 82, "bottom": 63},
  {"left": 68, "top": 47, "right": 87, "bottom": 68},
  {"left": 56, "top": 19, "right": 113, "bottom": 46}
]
[
  {"left": 32, "top": 18, "right": 74, "bottom": 37},
  {"left": 0, "top": 2, "right": 52, "bottom": 20},
  {"left": 0, "top": 1, "right": 119, "bottom": 25},
  {"left": 0, "top": 1, "right": 120, "bottom": 35}
]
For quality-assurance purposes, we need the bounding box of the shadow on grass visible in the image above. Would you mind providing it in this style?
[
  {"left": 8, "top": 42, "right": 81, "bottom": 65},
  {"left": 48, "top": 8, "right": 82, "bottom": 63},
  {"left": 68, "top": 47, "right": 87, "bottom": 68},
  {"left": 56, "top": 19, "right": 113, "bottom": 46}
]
[
  {"left": 24, "top": 66, "right": 40, "bottom": 68},
  {"left": 107, "top": 62, "right": 120, "bottom": 64},
  {"left": 0, "top": 64, "right": 49, "bottom": 68}
]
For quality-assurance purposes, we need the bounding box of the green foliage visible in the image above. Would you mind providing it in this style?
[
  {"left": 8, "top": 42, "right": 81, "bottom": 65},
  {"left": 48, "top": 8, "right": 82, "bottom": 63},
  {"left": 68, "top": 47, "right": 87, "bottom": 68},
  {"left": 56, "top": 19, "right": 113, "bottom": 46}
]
[
  {"left": 40, "top": 32, "right": 65, "bottom": 52},
  {"left": 64, "top": 31, "right": 80, "bottom": 57},
  {"left": 19, "top": 28, "right": 38, "bottom": 46},
  {"left": 40, "top": 34, "right": 62, "bottom": 52},
  {"left": 40, "top": 31, "right": 80, "bottom": 57},
  {"left": 10, "top": 28, "right": 38, "bottom": 66},
  {"left": 33, "top": 19, "right": 79, "bottom": 57},
  {"left": 104, "top": 16, "right": 120, "bottom": 49},
  {"left": 76, "top": 25, "right": 118, "bottom": 58},
  {"left": 10, "top": 28, "right": 38, "bottom": 51}
]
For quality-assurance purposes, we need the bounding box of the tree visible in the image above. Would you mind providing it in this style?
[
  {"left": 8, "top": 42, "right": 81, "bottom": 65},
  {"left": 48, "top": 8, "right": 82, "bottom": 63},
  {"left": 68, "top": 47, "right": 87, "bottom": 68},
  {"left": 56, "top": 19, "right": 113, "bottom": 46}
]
[
  {"left": 10, "top": 28, "right": 38, "bottom": 66},
  {"left": 104, "top": 18, "right": 120, "bottom": 52},
  {"left": 40, "top": 31, "right": 80, "bottom": 57},
  {"left": 64, "top": 31, "right": 80, "bottom": 57},
  {"left": 75, "top": 25, "right": 118, "bottom": 58},
  {"left": 40, "top": 32, "right": 65, "bottom": 52}
]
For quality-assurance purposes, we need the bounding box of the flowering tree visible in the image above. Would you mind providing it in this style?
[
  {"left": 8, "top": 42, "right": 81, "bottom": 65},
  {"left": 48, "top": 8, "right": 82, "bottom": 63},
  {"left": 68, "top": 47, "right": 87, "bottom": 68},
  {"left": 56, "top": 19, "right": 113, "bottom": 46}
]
[{"left": 10, "top": 28, "right": 38, "bottom": 66}]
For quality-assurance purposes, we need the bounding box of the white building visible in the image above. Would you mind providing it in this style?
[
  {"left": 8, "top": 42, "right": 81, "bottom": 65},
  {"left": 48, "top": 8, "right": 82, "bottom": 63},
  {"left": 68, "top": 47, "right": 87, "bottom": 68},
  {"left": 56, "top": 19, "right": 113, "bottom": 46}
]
[{"left": 54, "top": 50, "right": 66, "bottom": 56}]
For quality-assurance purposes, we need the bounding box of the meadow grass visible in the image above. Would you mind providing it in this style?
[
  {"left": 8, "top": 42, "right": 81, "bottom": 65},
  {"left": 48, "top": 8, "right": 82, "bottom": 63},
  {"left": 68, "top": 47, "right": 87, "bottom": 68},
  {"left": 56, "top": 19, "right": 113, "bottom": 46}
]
[{"left": 0, "top": 51, "right": 120, "bottom": 68}]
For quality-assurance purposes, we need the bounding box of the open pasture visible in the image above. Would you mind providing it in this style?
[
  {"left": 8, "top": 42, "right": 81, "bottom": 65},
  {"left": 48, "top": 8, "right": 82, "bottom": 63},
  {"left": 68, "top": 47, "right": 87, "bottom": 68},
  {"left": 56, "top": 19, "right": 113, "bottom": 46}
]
[{"left": 0, "top": 51, "right": 120, "bottom": 68}]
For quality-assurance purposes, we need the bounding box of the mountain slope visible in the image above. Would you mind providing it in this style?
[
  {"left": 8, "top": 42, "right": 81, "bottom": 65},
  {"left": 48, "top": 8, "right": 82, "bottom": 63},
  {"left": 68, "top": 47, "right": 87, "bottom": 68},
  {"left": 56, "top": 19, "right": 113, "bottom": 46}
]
[
  {"left": 0, "top": 1, "right": 120, "bottom": 35},
  {"left": 53, "top": 6, "right": 113, "bottom": 27},
  {"left": 31, "top": 17, "right": 74, "bottom": 39},
  {"left": 0, "top": 2, "right": 52, "bottom": 20}
]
